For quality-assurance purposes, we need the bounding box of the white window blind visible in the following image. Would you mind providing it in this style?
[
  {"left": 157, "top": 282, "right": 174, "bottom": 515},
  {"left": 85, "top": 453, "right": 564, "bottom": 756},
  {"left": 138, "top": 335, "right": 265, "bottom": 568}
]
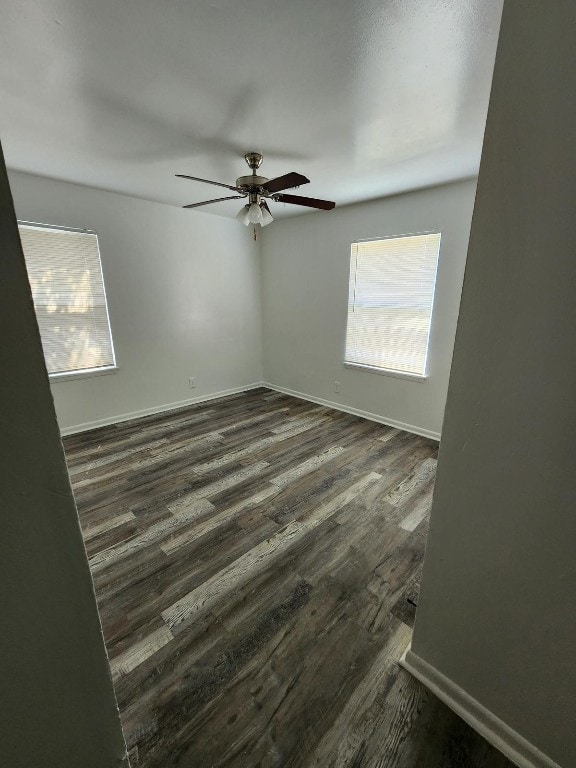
[
  {"left": 18, "top": 222, "right": 116, "bottom": 377},
  {"left": 344, "top": 232, "right": 441, "bottom": 377}
]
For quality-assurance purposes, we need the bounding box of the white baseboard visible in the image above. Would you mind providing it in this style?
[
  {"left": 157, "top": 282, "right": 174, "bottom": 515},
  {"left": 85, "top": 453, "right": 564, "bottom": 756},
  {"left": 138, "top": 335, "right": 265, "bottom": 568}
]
[
  {"left": 60, "top": 381, "right": 440, "bottom": 441},
  {"left": 59, "top": 383, "right": 266, "bottom": 436},
  {"left": 401, "top": 649, "right": 562, "bottom": 768},
  {"left": 263, "top": 382, "right": 440, "bottom": 441}
]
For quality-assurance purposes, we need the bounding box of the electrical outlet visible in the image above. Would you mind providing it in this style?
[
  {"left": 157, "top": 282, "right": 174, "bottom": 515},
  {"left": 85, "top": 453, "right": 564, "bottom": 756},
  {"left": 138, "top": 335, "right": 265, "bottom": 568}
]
[
  {"left": 334, "top": 381, "right": 341, "bottom": 393},
  {"left": 189, "top": 377, "right": 196, "bottom": 389}
]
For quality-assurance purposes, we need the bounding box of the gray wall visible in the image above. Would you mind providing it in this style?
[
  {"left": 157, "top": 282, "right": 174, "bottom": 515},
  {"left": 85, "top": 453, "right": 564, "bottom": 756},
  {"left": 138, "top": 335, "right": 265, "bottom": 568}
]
[
  {"left": 9, "top": 170, "right": 263, "bottom": 434},
  {"left": 411, "top": 1, "right": 576, "bottom": 765},
  {"left": 261, "top": 179, "right": 477, "bottom": 438},
  {"left": 0, "top": 147, "right": 127, "bottom": 765}
]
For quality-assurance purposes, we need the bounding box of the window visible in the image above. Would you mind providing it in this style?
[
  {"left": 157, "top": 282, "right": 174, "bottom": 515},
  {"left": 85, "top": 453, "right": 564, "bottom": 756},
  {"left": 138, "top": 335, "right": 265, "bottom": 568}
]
[
  {"left": 344, "top": 232, "right": 441, "bottom": 378},
  {"left": 18, "top": 222, "right": 116, "bottom": 378}
]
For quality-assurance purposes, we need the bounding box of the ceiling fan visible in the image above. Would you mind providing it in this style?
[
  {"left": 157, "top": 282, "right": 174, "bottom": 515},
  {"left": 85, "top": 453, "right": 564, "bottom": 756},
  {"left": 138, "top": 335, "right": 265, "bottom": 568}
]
[{"left": 176, "top": 152, "right": 335, "bottom": 228}]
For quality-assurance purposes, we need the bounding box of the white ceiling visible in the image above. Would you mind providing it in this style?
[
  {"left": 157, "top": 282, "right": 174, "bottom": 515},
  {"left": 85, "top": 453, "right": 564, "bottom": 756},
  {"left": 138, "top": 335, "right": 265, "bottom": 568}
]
[{"left": 0, "top": 0, "right": 503, "bottom": 219}]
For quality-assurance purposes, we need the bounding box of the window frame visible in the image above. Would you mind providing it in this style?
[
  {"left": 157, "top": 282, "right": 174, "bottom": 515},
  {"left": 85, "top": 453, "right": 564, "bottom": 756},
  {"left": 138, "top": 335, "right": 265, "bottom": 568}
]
[
  {"left": 18, "top": 219, "right": 118, "bottom": 381},
  {"left": 343, "top": 231, "right": 441, "bottom": 382}
]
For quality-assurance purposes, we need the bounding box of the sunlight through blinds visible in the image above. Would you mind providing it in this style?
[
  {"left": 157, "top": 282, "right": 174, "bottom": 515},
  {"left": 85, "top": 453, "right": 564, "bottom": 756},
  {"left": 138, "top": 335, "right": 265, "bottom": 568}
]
[
  {"left": 344, "top": 233, "right": 441, "bottom": 377},
  {"left": 18, "top": 223, "right": 116, "bottom": 376}
]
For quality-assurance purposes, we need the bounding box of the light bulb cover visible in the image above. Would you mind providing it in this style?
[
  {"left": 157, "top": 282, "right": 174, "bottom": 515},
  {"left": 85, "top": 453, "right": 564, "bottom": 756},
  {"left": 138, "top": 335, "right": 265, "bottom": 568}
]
[
  {"left": 259, "top": 203, "right": 274, "bottom": 227},
  {"left": 236, "top": 204, "right": 251, "bottom": 226},
  {"left": 247, "top": 201, "right": 263, "bottom": 224}
]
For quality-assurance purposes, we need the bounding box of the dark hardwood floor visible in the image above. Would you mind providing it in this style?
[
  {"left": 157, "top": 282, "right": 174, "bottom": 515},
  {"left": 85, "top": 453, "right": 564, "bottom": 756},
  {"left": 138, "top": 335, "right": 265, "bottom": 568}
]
[{"left": 63, "top": 388, "right": 514, "bottom": 768}]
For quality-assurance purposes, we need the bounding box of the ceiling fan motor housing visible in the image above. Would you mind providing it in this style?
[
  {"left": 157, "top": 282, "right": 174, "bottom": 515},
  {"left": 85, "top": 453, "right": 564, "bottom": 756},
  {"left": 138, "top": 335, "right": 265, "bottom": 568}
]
[{"left": 236, "top": 174, "right": 269, "bottom": 191}]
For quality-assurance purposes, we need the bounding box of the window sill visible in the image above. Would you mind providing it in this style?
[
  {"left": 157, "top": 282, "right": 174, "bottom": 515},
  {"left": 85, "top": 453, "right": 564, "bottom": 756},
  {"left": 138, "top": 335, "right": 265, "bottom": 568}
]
[
  {"left": 344, "top": 362, "right": 427, "bottom": 383},
  {"left": 49, "top": 366, "right": 119, "bottom": 383}
]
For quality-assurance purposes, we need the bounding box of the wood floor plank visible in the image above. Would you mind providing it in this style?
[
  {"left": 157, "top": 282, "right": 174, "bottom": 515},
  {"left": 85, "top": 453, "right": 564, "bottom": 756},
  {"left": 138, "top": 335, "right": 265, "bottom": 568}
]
[
  {"left": 159, "top": 486, "right": 279, "bottom": 556},
  {"left": 269, "top": 445, "right": 348, "bottom": 487},
  {"left": 83, "top": 509, "right": 137, "bottom": 540},
  {"left": 110, "top": 624, "right": 174, "bottom": 681},
  {"left": 398, "top": 477, "right": 436, "bottom": 532},
  {"left": 384, "top": 456, "right": 437, "bottom": 507},
  {"left": 64, "top": 388, "right": 514, "bottom": 768},
  {"left": 166, "top": 461, "right": 270, "bottom": 513},
  {"left": 89, "top": 499, "right": 214, "bottom": 571},
  {"left": 304, "top": 618, "right": 412, "bottom": 767}
]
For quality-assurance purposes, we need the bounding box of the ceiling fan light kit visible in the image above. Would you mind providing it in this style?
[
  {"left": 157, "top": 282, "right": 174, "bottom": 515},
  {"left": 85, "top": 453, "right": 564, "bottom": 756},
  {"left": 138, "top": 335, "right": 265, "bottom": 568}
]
[
  {"left": 235, "top": 204, "right": 251, "bottom": 226},
  {"left": 176, "top": 152, "right": 335, "bottom": 233},
  {"left": 259, "top": 202, "right": 273, "bottom": 227},
  {"left": 247, "top": 201, "right": 263, "bottom": 224}
]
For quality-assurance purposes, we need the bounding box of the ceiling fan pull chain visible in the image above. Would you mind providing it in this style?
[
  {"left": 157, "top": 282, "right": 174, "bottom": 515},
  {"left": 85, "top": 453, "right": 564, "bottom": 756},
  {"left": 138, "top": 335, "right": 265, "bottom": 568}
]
[{"left": 253, "top": 226, "right": 257, "bottom": 241}]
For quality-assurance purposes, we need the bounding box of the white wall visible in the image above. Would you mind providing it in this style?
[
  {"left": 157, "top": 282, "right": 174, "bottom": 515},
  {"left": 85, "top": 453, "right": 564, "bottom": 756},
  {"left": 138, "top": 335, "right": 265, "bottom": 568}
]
[
  {"left": 10, "top": 170, "right": 475, "bottom": 439},
  {"left": 261, "top": 179, "right": 477, "bottom": 439},
  {"left": 1, "top": 145, "right": 127, "bottom": 767},
  {"left": 8, "top": 170, "right": 263, "bottom": 433},
  {"left": 407, "top": 2, "right": 576, "bottom": 766}
]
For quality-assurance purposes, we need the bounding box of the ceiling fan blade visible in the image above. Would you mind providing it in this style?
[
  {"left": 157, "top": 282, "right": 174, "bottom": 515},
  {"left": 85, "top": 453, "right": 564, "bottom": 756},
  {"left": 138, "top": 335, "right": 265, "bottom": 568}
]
[
  {"left": 176, "top": 174, "right": 240, "bottom": 192},
  {"left": 183, "top": 195, "right": 246, "bottom": 209},
  {"left": 274, "top": 193, "right": 335, "bottom": 210},
  {"left": 261, "top": 172, "right": 309, "bottom": 194}
]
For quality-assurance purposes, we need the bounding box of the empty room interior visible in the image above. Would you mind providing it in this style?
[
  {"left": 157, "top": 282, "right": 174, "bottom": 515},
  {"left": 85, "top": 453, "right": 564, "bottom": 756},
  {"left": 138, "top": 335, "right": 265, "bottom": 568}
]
[{"left": 2, "top": 2, "right": 576, "bottom": 768}]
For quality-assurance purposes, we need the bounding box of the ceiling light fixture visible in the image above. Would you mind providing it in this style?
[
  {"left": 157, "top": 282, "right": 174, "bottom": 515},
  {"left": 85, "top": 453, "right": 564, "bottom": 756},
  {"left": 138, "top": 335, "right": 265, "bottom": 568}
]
[
  {"left": 236, "top": 195, "right": 273, "bottom": 230},
  {"left": 236, "top": 197, "right": 273, "bottom": 240},
  {"left": 259, "top": 202, "right": 273, "bottom": 227},
  {"left": 247, "top": 200, "right": 263, "bottom": 224},
  {"left": 236, "top": 204, "right": 251, "bottom": 226}
]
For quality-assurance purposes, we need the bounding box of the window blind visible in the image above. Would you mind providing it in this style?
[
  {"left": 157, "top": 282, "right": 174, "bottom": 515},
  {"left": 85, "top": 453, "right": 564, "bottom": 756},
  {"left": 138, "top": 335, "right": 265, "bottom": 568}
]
[
  {"left": 344, "top": 232, "right": 441, "bottom": 377},
  {"left": 18, "top": 223, "right": 116, "bottom": 376}
]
